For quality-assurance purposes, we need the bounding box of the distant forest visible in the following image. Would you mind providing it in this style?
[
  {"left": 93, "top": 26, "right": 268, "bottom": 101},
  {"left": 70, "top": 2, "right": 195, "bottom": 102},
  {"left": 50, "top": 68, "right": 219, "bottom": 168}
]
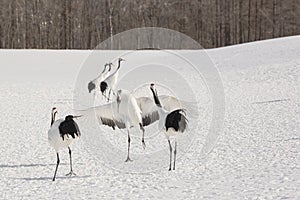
[{"left": 0, "top": 0, "right": 299, "bottom": 49}]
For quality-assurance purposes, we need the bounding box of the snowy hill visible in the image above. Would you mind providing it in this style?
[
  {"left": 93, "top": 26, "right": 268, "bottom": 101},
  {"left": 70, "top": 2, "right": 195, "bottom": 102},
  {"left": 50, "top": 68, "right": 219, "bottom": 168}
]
[{"left": 0, "top": 36, "right": 299, "bottom": 199}]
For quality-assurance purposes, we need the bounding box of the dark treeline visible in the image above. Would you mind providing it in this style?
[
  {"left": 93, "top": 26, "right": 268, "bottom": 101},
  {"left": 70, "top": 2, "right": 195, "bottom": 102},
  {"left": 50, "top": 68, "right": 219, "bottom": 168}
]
[{"left": 0, "top": 0, "right": 299, "bottom": 49}]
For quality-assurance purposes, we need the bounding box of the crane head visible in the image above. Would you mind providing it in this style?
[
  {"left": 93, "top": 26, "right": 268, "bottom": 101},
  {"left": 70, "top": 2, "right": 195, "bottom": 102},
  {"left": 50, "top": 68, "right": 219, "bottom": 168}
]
[
  {"left": 52, "top": 107, "right": 57, "bottom": 114},
  {"left": 119, "top": 58, "right": 125, "bottom": 62},
  {"left": 150, "top": 83, "right": 157, "bottom": 93}
]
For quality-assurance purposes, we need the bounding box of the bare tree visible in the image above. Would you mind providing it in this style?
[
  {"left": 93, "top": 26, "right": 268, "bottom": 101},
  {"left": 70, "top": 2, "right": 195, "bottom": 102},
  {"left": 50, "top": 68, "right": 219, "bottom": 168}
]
[{"left": 0, "top": 0, "right": 299, "bottom": 49}]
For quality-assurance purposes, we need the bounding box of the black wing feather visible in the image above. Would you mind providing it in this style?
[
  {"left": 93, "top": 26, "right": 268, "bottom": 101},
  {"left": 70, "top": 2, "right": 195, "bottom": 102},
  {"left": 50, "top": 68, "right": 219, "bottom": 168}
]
[
  {"left": 100, "top": 82, "right": 108, "bottom": 93},
  {"left": 59, "top": 120, "right": 81, "bottom": 140},
  {"left": 88, "top": 81, "right": 96, "bottom": 93},
  {"left": 142, "top": 111, "right": 159, "bottom": 126},
  {"left": 98, "top": 117, "right": 126, "bottom": 130},
  {"left": 165, "top": 109, "right": 188, "bottom": 132}
]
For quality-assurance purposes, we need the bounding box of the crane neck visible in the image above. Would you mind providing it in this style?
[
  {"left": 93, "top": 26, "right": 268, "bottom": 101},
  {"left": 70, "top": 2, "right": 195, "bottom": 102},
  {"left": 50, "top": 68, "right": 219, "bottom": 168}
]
[
  {"left": 101, "top": 66, "right": 106, "bottom": 74},
  {"left": 151, "top": 88, "right": 162, "bottom": 108},
  {"left": 117, "top": 60, "right": 122, "bottom": 70},
  {"left": 51, "top": 111, "right": 57, "bottom": 126},
  {"left": 110, "top": 61, "right": 122, "bottom": 77}
]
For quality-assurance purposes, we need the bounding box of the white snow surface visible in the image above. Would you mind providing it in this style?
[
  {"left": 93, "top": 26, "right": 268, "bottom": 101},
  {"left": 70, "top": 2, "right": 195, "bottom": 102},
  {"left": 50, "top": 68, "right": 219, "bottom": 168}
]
[{"left": 0, "top": 36, "right": 299, "bottom": 199}]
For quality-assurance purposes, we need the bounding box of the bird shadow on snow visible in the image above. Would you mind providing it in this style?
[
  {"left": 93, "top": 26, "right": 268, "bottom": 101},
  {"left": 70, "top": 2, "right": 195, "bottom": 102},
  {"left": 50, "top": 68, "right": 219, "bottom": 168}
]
[
  {"left": 0, "top": 163, "right": 68, "bottom": 168},
  {"left": 2, "top": 163, "right": 90, "bottom": 181},
  {"left": 11, "top": 175, "right": 91, "bottom": 181},
  {"left": 9, "top": 161, "right": 162, "bottom": 180}
]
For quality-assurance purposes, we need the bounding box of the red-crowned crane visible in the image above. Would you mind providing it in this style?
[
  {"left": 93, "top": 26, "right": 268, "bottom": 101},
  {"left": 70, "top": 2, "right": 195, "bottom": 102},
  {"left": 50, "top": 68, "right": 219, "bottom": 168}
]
[
  {"left": 100, "top": 58, "right": 125, "bottom": 101},
  {"left": 48, "top": 107, "right": 82, "bottom": 181},
  {"left": 149, "top": 83, "right": 188, "bottom": 171}
]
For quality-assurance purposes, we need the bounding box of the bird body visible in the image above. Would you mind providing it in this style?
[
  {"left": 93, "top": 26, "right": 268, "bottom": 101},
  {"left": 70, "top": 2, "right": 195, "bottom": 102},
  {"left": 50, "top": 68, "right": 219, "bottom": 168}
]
[
  {"left": 117, "top": 90, "right": 143, "bottom": 127},
  {"left": 155, "top": 105, "right": 187, "bottom": 138},
  {"left": 47, "top": 107, "right": 81, "bottom": 181},
  {"left": 48, "top": 118, "right": 72, "bottom": 152},
  {"left": 48, "top": 117, "right": 81, "bottom": 152},
  {"left": 165, "top": 109, "right": 187, "bottom": 132}
]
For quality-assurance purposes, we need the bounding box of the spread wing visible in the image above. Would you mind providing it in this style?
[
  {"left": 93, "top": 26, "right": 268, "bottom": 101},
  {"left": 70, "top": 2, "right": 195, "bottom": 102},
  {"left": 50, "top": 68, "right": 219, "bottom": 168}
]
[
  {"left": 74, "top": 102, "right": 125, "bottom": 130},
  {"left": 136, "top": 97, "right": 159, "bottom": 126},
  {"left": 75, "top": 95, "right": 197, "bottom": 129}
]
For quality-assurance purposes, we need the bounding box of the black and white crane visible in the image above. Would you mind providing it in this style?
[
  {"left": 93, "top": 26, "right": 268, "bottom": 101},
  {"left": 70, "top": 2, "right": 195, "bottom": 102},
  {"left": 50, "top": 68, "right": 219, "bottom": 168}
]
[
  {"left": 77, "top": 89, "right": 145, "bottom": 162},
  {"left": 100, "top": 58, "right": 125, "bottom": 101},
  {"left": 88, "top": 63, "right": 112, "bottom": 95},
  {"left": 149, "top": 83, "right": 188, "bottom": 171},
  {"left": 75, "top": 89, "right": 188, "bottom": 162},
  {"left": 48, "top": 107, "right": 82, "bottom": 181}
]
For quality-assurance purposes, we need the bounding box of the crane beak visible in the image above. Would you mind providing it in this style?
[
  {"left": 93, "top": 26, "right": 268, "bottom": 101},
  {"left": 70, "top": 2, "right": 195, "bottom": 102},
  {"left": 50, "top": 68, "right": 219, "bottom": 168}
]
[
  {"left": 150, "top": 83, "right": 155, "bottom": 90},
  {"left": 73, "top": 115, "right": 83, "bottom": 119}
]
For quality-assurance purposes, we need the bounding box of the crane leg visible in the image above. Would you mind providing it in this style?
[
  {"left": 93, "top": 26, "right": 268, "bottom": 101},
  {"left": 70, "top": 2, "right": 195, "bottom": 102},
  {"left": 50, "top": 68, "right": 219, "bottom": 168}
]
[
  {"left": 139, "top": 123, "right": 146, "bottom": 150},
  {"left": 173, "top": 140, "right": 177, "bottom": 170},
  {"left": 168, "top": 139, "right": 172, "bottom": 171},
  {"left": 125, "top": 130, "right": 132, "bottom": 162},
  {"left": 66, "top": 147, "right": 76, "bottom": 176},
  {"left": 52, "top": 153, "right": 60, "bottom": 181}
]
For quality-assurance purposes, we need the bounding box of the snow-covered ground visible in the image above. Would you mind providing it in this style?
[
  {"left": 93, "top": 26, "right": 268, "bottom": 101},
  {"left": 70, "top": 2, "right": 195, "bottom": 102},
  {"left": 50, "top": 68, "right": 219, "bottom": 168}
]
[{"left": 0, "top": 36, "right": 299, "bottom": 199}]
